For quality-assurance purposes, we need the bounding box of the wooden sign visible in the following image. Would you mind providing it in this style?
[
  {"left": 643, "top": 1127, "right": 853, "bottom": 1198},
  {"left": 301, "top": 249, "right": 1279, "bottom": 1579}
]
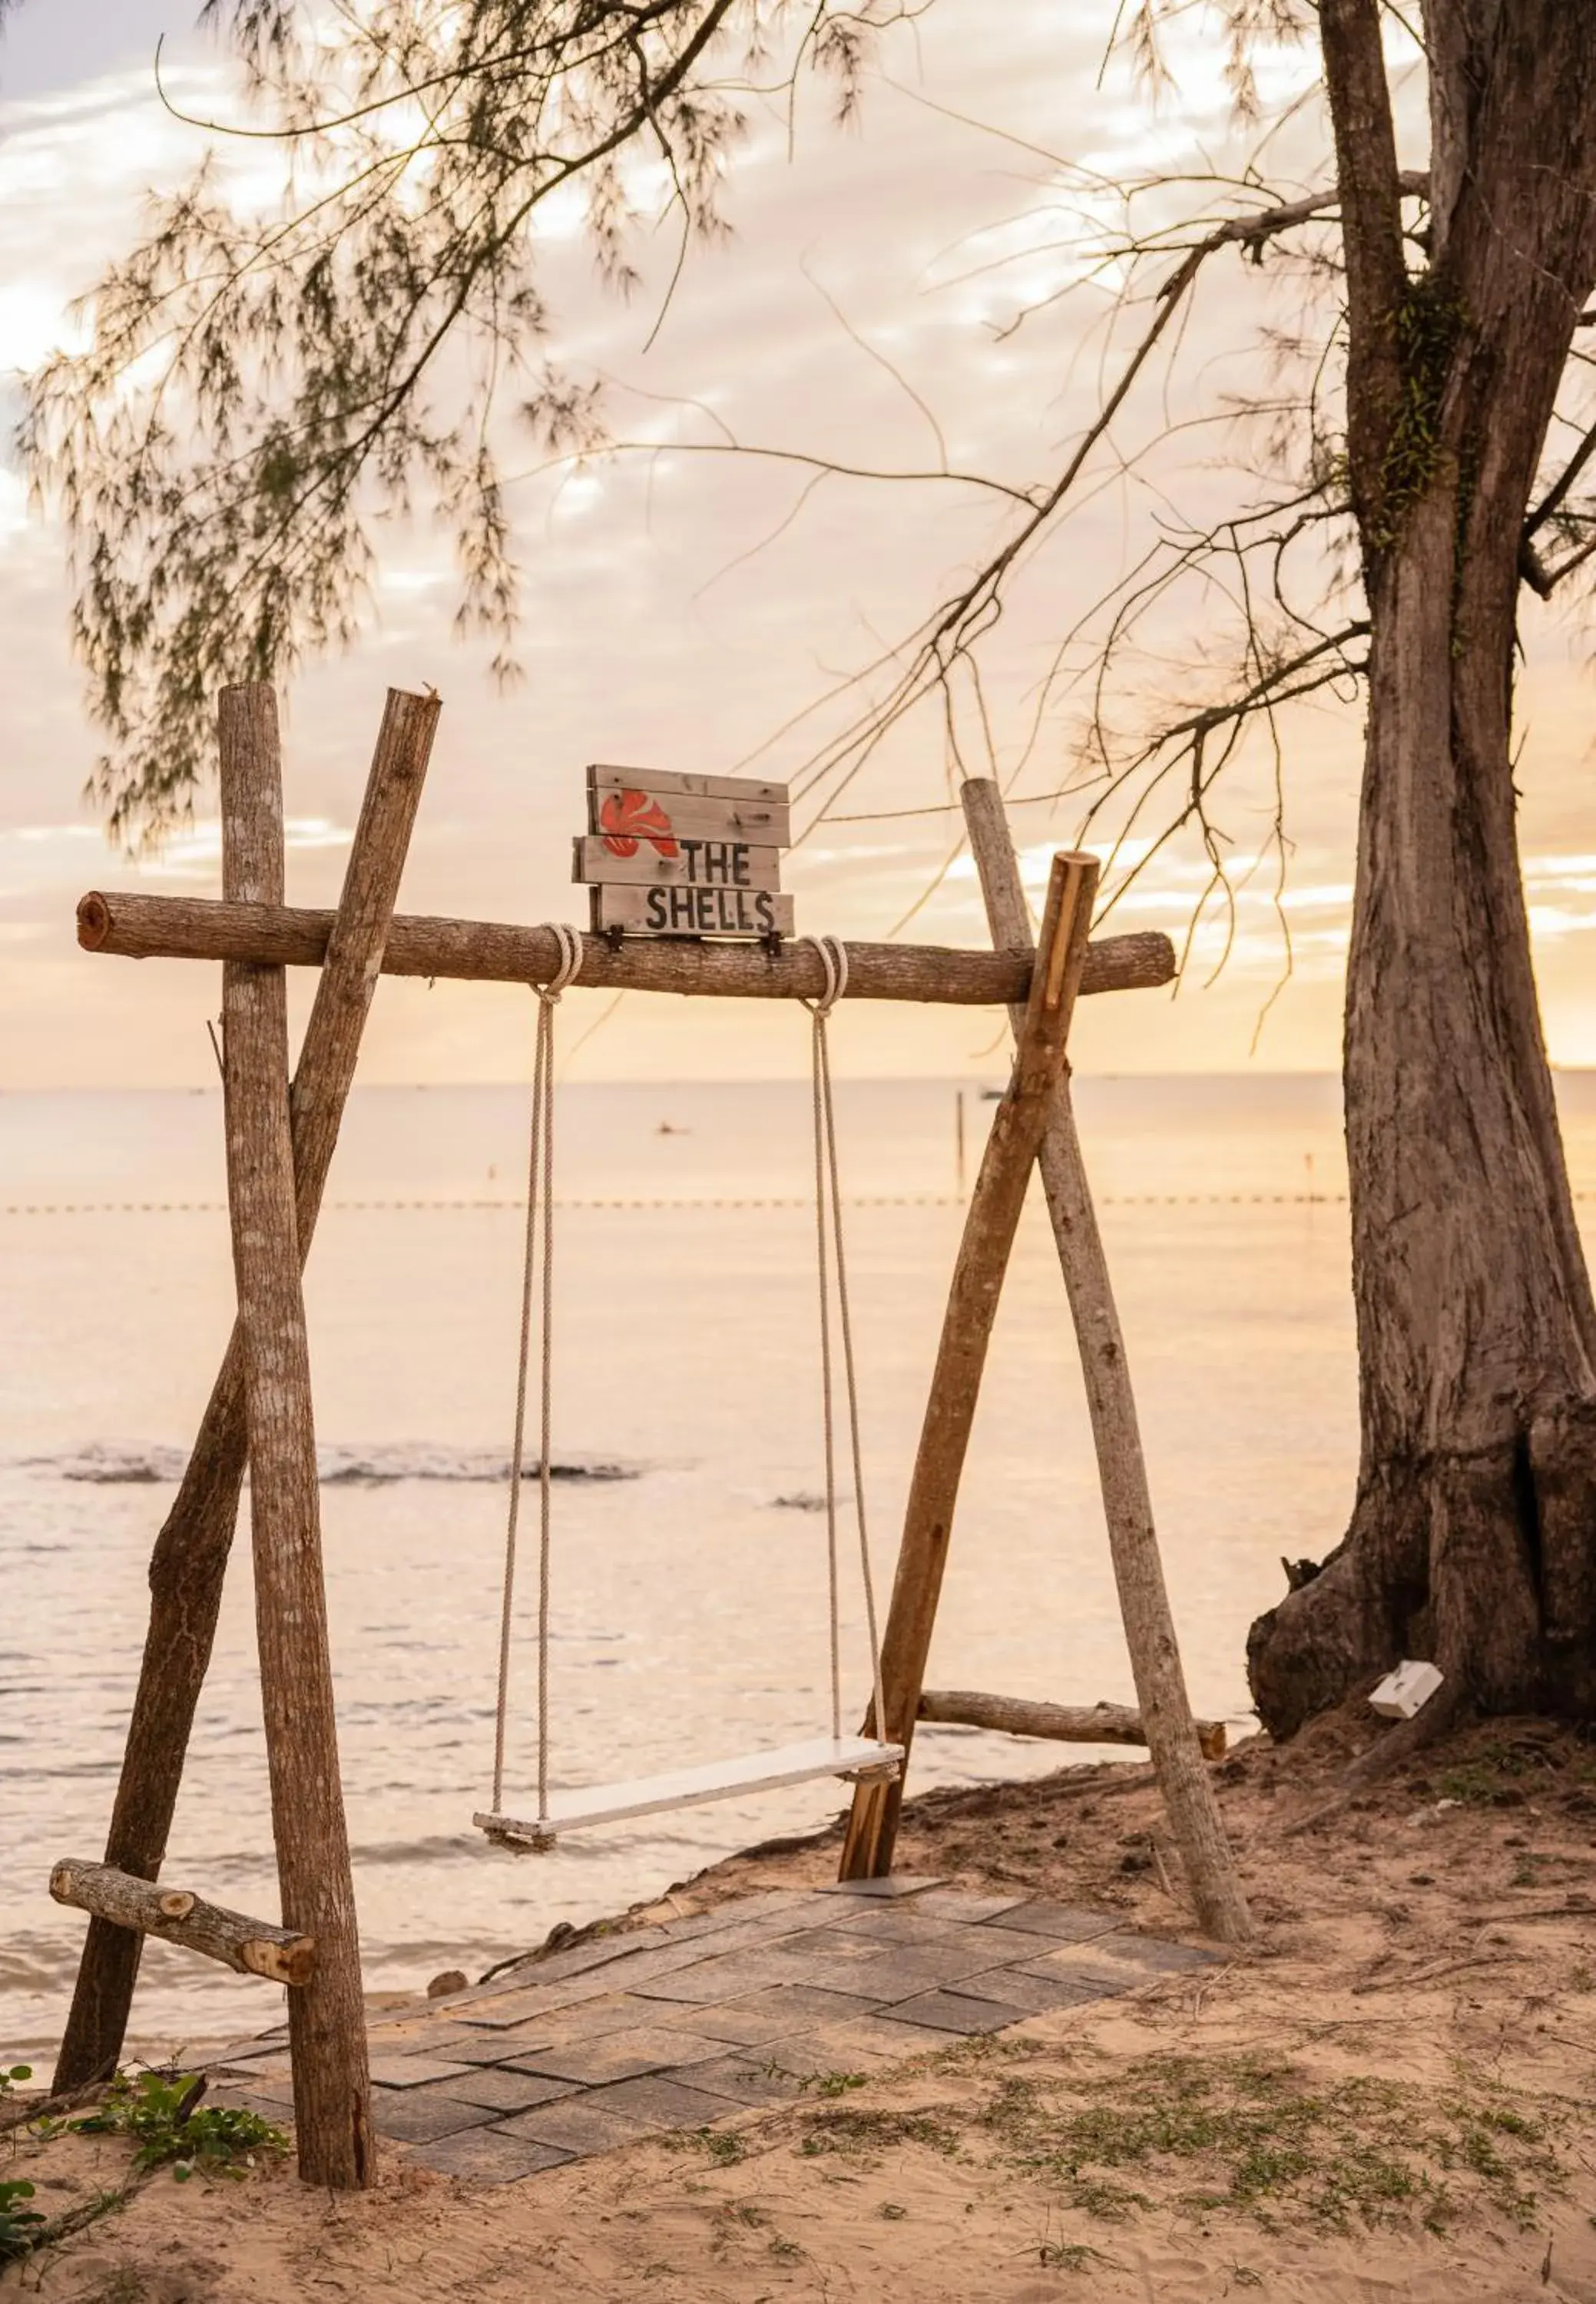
[
  {"left": 572, "top": 835, "right": 783, "bottom": 891},
  {"left": 590, "top": 885, "right": 796, "bottom": 936},
  {"left": 575, "top": 764, "right": 793, "bottom": 938}
]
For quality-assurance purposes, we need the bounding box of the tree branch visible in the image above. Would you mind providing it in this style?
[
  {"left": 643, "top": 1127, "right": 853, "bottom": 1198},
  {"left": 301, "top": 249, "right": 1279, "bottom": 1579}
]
[{"left": 1317, "top": 0, "right": 1410, "bottom": 544}]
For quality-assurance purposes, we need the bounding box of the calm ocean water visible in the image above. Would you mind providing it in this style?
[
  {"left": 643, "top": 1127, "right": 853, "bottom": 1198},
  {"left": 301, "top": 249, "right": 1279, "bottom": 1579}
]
[{"left": 4, "top": 1074, "right": 1593, "bottom": 2059}]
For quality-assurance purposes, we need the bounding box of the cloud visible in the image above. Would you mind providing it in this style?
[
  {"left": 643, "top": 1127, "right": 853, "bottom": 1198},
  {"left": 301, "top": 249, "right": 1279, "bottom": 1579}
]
[{"left": 1, "top": 11, "right": 1592, "bottom": 1084}]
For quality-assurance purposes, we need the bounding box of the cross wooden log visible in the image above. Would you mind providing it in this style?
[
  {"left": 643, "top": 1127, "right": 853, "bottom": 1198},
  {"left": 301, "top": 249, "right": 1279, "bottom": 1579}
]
[
  {"left": 50, "top": 1860, "right": 316, "bottom": 1987},
  {"left": 839, "top": 851, "right": 1098, "bottom": 1880},
  {"left": 75, "top": 891, "right": 1173, "bottom": 1006},
  {"left": 220, "top": 685, "right": 373, "bottom": 2188},
  {"left": 917, "top": 1691, "right": 1227, "bottom": 1761},
  {"left": 52, "top": 689, "right": 439, "bottom": 2097},
  {"left": 958, "top": 778, "right": 1251, "bottom": 1944}
]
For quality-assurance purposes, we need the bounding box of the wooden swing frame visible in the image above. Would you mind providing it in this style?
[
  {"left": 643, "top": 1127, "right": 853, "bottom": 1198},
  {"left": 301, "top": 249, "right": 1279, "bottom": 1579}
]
[{"left": 49, "top": 681, "right": 1247, "bottom": 2192}]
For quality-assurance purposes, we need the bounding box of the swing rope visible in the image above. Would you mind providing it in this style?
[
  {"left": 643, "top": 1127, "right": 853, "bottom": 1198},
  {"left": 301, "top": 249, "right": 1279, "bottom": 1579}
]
[
  {"left": 490, "top": 925, "right": 581, "bottom": 1829},
  {"left": 800, "top": 936, "right": 888, "bottom": 1753},
  {"left": 488, "top": 926, "right": 891, "bottom": 1843}
]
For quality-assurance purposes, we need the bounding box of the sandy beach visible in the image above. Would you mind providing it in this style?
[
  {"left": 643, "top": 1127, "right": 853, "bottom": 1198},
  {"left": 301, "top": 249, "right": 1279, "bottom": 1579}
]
[{"left": 7, "top": 1710, "right": 1595, "bottom": 2302}]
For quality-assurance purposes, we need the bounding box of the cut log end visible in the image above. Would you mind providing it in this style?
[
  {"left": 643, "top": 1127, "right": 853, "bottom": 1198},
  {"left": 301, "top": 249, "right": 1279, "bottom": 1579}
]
[
  {"left": 241, "top": 1936, "right": 316, "bottom": 1988},
  {"left": 49, "top": 1859, "right": 316, "bottom": 1987},
  {"left": 76, "top": 892, "right": 112, "bottom": 950}
]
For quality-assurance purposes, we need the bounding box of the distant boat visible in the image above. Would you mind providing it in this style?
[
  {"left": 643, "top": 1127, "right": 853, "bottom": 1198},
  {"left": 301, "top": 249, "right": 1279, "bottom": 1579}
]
[{"left": 656, "top": 1121, "right": 689, "bottom": 1135}]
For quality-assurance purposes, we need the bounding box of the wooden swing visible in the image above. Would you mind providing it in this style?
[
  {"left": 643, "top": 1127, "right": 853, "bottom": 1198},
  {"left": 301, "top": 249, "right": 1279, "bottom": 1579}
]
[
  {"left": 52, "top": 683, "right": 1249, "bottom": 2193},
  {"left": 472, "top": 927, "right": 903, "bottom": 1852}
]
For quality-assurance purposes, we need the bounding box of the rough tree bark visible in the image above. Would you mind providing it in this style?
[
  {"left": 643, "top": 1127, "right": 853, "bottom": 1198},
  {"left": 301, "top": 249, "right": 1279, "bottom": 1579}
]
[{"left": 1247, "top": 0, "right": 1596, "bottom": 1734}]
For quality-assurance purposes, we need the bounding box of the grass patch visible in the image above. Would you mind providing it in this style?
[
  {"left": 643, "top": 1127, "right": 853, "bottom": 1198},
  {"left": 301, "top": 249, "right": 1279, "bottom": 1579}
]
[
  {"left": 797, "top": 2107, "right": 961, "bottom": 2160},
  {"left": 661, "top": 2125, "right": 747, "bottom": 2167},
  {"left": 980, "top": 2053, "right": 1573, "bottom": 2235}
]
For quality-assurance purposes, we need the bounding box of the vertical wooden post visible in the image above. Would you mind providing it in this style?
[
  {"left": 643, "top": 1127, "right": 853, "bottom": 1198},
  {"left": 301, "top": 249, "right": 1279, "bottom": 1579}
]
[
  {"left": 839, "top": 853, "right": 1098, "bottom": 1879},
  {"left": 959, "top": 779, "right": 1250, "bottom": 1944},
  {"left": 54, "top": 690, "right": 439, "bottom": 2094},
  {"left": 220, "top": 686, "right": 372, "bottom": 2187}
]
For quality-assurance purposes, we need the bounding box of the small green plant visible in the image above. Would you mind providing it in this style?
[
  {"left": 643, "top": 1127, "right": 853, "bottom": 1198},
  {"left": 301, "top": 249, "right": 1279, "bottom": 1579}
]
[
  {"left": 1038, "top": 2239, "right": 1101, "bottom": 2270},
  {"left": 797, "top": 2107, "right": 960, "bottom": 2160},
  {"left": 2, "top": 2062, "right": 32, "bottom": 2099},
  {"left": 0, "top": 2180, "right": 47, "bottom": 2265},
  {"left": 804, "top": 2071, "right": 869, "bottom": 2100},
  {"left": 69, "top": 2071, "right": 286, "bottom": 2180},
  {"left": 662, "top": 2125, "right": 746, "bottom": 2167}
]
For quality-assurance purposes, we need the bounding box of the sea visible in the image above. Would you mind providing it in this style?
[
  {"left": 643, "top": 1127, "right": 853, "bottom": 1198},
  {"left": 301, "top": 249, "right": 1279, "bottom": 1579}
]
[{"left": 4, "top": 1074, "right": 1594, "bottom": 2061}]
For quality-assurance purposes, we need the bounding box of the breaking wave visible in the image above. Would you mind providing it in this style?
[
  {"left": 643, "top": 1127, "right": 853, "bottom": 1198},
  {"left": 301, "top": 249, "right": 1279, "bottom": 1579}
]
[{"left": 18, "top": 1442, "right": 641, "bottom": 1486}]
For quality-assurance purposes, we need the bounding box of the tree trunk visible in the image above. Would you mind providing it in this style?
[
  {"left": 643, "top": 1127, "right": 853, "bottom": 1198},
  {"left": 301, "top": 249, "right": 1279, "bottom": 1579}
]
[{"left": 1249, "top": 0, "right": 1596, "bottom": 1734}]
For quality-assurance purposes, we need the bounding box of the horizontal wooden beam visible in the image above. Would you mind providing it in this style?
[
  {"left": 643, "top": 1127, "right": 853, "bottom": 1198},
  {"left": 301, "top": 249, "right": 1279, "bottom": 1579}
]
[
  {"left": 76, "top": 892, "right": 1175, "bottom": 1006},
  {"left": 50, "top": 1858, "right": 316, "bottom": 1986},
  {"left": 917, "top": 1690, "right": 1227, "bottom": 1761}
]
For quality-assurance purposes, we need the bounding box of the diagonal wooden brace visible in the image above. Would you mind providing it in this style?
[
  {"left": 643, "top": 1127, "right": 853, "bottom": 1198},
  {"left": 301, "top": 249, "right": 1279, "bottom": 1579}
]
[
  {"left": 957, "top": 779, "right": 1250, "bottom": 1943},
  {"left": 839, "top": 850, "right": 1098, "bottom": 1879}
]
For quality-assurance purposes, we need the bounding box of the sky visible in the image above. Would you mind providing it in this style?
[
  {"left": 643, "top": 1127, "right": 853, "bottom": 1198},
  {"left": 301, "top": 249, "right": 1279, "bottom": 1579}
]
[{"left": 1, "top": 2, "right": 1593, "bottom": 1085}]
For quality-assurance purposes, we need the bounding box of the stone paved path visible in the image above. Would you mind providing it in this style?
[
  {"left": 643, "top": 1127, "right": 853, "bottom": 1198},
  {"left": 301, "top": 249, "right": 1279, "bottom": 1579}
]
[{"left": 210, "top": 1877, "right": 1219, "bottom": 2184}]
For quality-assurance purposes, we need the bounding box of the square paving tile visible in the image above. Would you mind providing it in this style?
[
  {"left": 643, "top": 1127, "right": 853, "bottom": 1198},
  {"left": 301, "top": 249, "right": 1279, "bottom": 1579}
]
[
  {"left": 435, "top": 2069, "right": 578, "bottom": 2115},
  {"left": 711, "top": 1983, "right": 886, "bottom": 2030},
  {"left": 660, "top": 2000, "right": 822, "bottom": 2047},
  {"left": 506, "top": 1992, "right": 676, "bottom": 2047},
  {"left": 372, "top": 2093, "right": 500, "bottom": 2144},
  {"left": 505, "top": 2028, "right": 720, "bottom": 2087},
  {"left": 912, "top": 1890, "right": 1032, "bottom": 1924},
  {"left": 1007, "top": 1947, "right": 1150, "bottom": 1997},
  {"left": 628, "top": 1951, "right": 826, "bottom": 2005},
  {"left": 750, "top": 2032, "right": 899, "bottom": 2084},
  {"left": 584, "top": 2076, "right": 738, "bottom": 2130},
  {"left": 492, "top": 2099, "right": 653, "bottom": 2160},
  {"left": 889, "top": 1989, "right": 1028, "bottom": 2035},
  {"left": 506, "top": 1935, "right": 651, "bottom": 1986},
  {"left": 212, "top": 2056, "right": 293, "bottom": 2085},
  {"left": 796, "top": 2014, "right": 952, "bottom": 2061},
  {"left": 665, "top": 2053, "right": 809, "bottom": 2107},
  {"left": 407, "top": 2127, "right": 574, "bottom": 2183},
  {"left": 949, "top": 1965, "right": 1111, "bottom": 2015},
  {"left": 213, "top": 2039, "right": 292, "bottom": 2068},
  {"left": 814, "top": 1943, "right": 1008, "bottom": 2001},
  {"left": 826, "top": 1908, "right": 990, "bottom": 1951},
  {"left": 455, "top": 1977, "right": 620, "bottom": 2028},
  {"left": 368, "top": 2055, "right": 478, "bottom": 2089},
  {"left": 978, "top": 1902, "right": 1122, "bottom": 1944},
  {"left": 755, "top": 1926, "right": 896, "bottom": 1969},
  {"left": 674, "top": 1912, "right": 839, "bottom": 1960},
  {"left": 421, "top": 2030, "right": 540, "bottom": 2069},
  {"left": 211, "top": 2072, "right": 294, "bottom": 2107},
  {"left": 814, "top": 1875, "right": 946, "bottom": 1900}
]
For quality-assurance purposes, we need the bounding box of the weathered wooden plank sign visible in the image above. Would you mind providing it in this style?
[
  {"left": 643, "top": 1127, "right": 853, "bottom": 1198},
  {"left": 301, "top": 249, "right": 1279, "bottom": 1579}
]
[
  {"left": 572, "top": 835, "right": 784, "bottom": 890},
  {"left": 591, "top": 885, "right": 796, "bottom": 935},
  {"left": 576, "top": 764, "right": 793, "bottom": 938}
]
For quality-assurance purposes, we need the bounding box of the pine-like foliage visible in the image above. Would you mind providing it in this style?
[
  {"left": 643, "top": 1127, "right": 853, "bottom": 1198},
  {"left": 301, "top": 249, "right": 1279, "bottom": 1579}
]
[{"left": 24, "top": 2, "right": 894, "bottom": 840}]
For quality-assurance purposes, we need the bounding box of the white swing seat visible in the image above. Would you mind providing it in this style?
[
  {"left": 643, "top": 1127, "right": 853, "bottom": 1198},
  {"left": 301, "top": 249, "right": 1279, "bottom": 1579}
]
[{"left": 474, "top": 1734, "right": 904, "bottom": 1846}]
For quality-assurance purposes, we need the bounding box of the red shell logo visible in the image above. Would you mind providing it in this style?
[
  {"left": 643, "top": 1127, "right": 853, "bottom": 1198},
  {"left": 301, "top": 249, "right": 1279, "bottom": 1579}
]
[{"left": 600, "top": 788, "right": 680, "bottom": 859}]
